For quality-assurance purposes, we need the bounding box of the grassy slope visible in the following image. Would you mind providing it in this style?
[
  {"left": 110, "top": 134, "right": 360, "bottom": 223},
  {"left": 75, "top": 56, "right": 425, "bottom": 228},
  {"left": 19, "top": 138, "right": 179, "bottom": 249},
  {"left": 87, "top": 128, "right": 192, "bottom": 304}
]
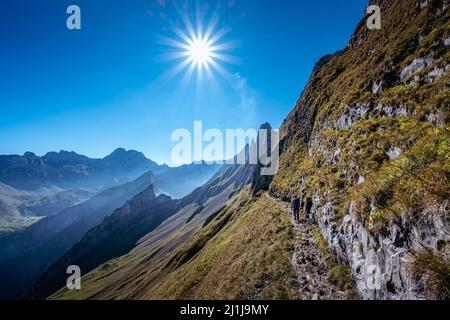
[
  {"left": 52, "top": 189, "right": 300, "bottom": 300},
  {"left": 271, "top": 0, "right": 449, "bottom": 230},
  {"left": 268, "top": 0, "right": 449, "bottom": 298}
]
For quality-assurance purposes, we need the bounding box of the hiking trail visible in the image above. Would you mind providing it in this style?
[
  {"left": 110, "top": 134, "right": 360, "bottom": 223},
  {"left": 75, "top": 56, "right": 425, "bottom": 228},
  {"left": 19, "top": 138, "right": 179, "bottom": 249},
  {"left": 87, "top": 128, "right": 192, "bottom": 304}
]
[{"left": 267, "top": 193, "right": 347, "bottom": 300}]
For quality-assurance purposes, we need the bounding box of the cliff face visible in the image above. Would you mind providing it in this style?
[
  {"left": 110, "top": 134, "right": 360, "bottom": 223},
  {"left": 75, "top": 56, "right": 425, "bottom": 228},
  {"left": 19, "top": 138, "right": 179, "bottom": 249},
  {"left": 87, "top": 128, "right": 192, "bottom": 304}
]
[{"left": 271, "top": 0, "right": 449, "bottom": 299}]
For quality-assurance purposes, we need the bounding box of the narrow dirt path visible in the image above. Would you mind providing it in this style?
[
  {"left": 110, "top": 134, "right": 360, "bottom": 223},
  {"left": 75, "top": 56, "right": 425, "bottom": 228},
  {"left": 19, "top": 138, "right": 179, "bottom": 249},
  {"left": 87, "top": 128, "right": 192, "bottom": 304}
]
[
  {"left": 289, "top": 215, "right": 346, "bottom": 300},
  {"left": 267, "top": 194, "right": 346, "bottom": 300}
]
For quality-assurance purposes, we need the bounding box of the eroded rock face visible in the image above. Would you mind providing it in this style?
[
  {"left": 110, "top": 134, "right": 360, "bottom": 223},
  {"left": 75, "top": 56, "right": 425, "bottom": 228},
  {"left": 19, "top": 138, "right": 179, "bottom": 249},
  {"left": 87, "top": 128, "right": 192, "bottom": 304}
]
[
  {"left": 426, "top": 67, "right": 445, "bottom": 84},
  {"left": 302, "top": 98, "right": 447, "bottom": 299},
  {"left": 270, "top": 0, "right": 449, "bottom": 300},
  {"left": 314, "top": 200, "right": 449, "bottom": 300},
  {"left": 374, "top": 104, "right": 410, "bottom": 118},
  {"left": 400, "top": 55, "right": 434, "bottom": 83},
  {"left": 335, "top": 104, "right": 371, "bottom": 131},
  {"left": 372, "top": 80, "right": 384, "bottom": 95}
]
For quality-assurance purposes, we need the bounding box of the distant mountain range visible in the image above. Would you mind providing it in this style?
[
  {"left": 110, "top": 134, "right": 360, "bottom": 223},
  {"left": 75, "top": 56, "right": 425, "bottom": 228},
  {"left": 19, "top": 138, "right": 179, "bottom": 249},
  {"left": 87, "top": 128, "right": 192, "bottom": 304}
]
[
  {"left": 0, "top": 148, "right": 165, "bottom": 191},
  {"left": 0, "top": 182, "right": 94, "bottom": 233},
  {"left": 0, "top": 148, "right": 221, "bottom": 299},
  {"left": 0, "top": 148, "right": 220, "bottom": 235},
  {"left": 29, "top": 154, "right": 258, "bottom": 299}
]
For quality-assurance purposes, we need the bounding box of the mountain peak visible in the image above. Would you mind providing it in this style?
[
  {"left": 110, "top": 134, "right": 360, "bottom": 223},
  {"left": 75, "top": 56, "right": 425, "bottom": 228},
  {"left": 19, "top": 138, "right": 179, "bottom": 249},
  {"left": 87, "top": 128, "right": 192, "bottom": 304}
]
[
  {"left": 23, "top": 152, "right": 36, "bottom": 158},
  {"left": 105, "top": 148, "right": 147, "bottom": 160},
  {"left": 58, "top": 150, "right": 78, "bottom": 155},
  {"left": 259, "top": 122, "right": 272, "bottom": 131},
  {"left": 112, "top": 147, "right": 127, "bottom": 154},
  {"left": 42, "top": 150, "right": 88, "bottom": 163}
]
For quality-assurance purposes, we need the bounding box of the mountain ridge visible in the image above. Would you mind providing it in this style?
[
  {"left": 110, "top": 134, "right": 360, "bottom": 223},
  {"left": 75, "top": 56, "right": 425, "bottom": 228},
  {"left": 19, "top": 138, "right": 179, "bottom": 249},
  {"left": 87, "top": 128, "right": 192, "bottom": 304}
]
[
  {"left": 0, "top": 171, "right": 155, "bottom": 299},
  {"left": 0, "top": 148, "right": 164, "bottom": 191},
  {"left": 46, "top": 148, "right": 262, "bottom": 299},
  {"left": 26, "top": 184, "right": 181, "bottom": 299}
]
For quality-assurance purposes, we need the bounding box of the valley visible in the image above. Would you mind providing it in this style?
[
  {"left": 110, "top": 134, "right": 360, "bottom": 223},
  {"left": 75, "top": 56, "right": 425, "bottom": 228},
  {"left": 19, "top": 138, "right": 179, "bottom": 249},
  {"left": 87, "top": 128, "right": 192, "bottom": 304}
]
[{"left": 0, "top": 149, "right": 220, "bottom": 299}]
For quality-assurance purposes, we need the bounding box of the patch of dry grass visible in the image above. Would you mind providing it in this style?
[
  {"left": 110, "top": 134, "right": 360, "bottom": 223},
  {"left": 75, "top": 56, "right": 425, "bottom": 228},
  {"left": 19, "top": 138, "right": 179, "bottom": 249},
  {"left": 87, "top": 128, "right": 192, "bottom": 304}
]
[
  {"left": 413, "top": 251, "right": 450, "bottom": 300},
  {"left": 150, "top": 191, "right": 300, "bottom": 299}
]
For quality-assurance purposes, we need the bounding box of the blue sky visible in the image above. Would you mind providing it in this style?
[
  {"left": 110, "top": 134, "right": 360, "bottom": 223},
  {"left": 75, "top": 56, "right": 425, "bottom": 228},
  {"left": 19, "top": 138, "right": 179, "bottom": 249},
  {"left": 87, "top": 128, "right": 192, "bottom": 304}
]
[{"left": 0, "top": 0, "right": 368, "bottom": 165}]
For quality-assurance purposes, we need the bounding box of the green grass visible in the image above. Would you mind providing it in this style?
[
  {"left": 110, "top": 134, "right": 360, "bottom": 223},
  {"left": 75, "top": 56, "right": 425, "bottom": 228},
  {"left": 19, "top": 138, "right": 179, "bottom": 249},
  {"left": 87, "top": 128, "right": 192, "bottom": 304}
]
[
  {"left": 271, "top": 0, "right": 450, "bottom": 232},
  {"left": 148, "top": 191, "right": 300, "bottom": 300},
  {"left": 52, "top": 190, "right": 301, "bottom": 300}
]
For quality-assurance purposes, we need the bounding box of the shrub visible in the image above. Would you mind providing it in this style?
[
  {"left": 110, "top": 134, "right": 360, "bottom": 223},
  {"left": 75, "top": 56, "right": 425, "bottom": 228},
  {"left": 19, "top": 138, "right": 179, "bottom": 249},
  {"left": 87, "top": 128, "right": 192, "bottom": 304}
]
[
  {"left": 413, "top": 252, "right": 450, "bottom": 300},
  {"left": 329, "top": 265, "right": 359, "bottom": 300}
]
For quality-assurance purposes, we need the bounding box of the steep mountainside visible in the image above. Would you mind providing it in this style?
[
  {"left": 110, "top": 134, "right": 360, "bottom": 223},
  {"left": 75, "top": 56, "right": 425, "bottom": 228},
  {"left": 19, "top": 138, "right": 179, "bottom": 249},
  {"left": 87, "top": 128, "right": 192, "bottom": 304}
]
[
  {"left": 27, "top": 185, "right": 180, "bottom": 299},
  {"left": 52, "top": 189, "right": 302, "bottom": 300},
  {"left": 49, "top": 157, "right": 261, "bottom": 299},
  {"left": 270, "top": 0, "right": 449, "bottom": 299},
  {"left": 0, "top": 172, "right": 154, "bottom": 299}
]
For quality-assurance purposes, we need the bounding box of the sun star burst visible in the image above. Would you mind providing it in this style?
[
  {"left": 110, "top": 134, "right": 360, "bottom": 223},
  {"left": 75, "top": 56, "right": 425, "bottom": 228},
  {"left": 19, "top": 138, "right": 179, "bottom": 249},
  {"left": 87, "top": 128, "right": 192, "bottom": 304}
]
[
  {"left": 187, "top": 37, "right": 213, "bottom": 66},
  {"left": 159, "top": 6, "right": 237, "bottom": 84}
]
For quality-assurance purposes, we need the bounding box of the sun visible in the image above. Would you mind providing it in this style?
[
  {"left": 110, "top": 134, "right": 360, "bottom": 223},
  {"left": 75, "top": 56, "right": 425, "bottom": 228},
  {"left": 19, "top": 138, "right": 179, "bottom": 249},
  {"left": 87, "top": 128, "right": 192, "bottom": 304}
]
[
  {"left": 187, "top": 37, "right": 213, "bottom": 66},
  {"left": 159, "top": 5, "right": 237, "bottom": 83}
]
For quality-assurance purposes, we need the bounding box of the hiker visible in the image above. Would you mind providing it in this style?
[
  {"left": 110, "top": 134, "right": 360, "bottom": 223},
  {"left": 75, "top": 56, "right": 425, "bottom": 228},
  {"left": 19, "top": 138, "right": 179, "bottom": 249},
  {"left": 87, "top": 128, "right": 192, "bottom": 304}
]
[{"left": 291, "top": 195, "right": 300, "bottom": 222}]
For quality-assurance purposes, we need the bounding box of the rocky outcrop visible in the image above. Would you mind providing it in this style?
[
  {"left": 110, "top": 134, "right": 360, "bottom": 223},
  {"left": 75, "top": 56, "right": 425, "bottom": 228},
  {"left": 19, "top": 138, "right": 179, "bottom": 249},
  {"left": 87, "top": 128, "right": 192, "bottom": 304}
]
[
  {"left": 271, "top": 0, "right": 450, "bottom": 300},
  {"left": 251, "top": 123, "right": 277, "bottom": 195},
  {"left": 314, "top": 200, "right": 449, "bottom": 299},
  {"left": 400, "top": 55, "right": 434, "bottom": 83},
  {"left": 287, "top": 204, "right": 347, "bottom": 300}
]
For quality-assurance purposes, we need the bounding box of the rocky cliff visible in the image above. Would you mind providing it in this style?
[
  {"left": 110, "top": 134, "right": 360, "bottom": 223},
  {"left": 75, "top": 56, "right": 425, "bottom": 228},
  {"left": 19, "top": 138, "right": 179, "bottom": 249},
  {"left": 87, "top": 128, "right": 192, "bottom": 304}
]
[{"left": 270, "top": 0, "right": 449, "bottom": 299}]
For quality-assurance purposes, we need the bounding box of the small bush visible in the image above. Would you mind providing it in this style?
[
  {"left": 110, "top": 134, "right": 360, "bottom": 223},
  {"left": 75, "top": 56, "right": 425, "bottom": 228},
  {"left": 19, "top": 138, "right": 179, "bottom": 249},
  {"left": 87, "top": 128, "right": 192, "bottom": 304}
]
[
  {"left": 329, "top": 265, "right": 359, "bottom": 299},
  {"left": 413, "top": 252, "right": 450, "bottom": 300},
  {"left": 311, "top": 226, "right": 359, "bottom": 299}
]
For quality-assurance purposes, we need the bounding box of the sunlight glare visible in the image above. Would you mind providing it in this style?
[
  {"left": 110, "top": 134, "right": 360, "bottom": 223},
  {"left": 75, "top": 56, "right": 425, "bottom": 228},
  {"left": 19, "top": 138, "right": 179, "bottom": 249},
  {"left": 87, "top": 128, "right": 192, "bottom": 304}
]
[
  {"left": 187, "top": 37, "right": 213, "bottom": 65},
  {"left": 159, "top": 6, "right": 238, "bottom": 84}
]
